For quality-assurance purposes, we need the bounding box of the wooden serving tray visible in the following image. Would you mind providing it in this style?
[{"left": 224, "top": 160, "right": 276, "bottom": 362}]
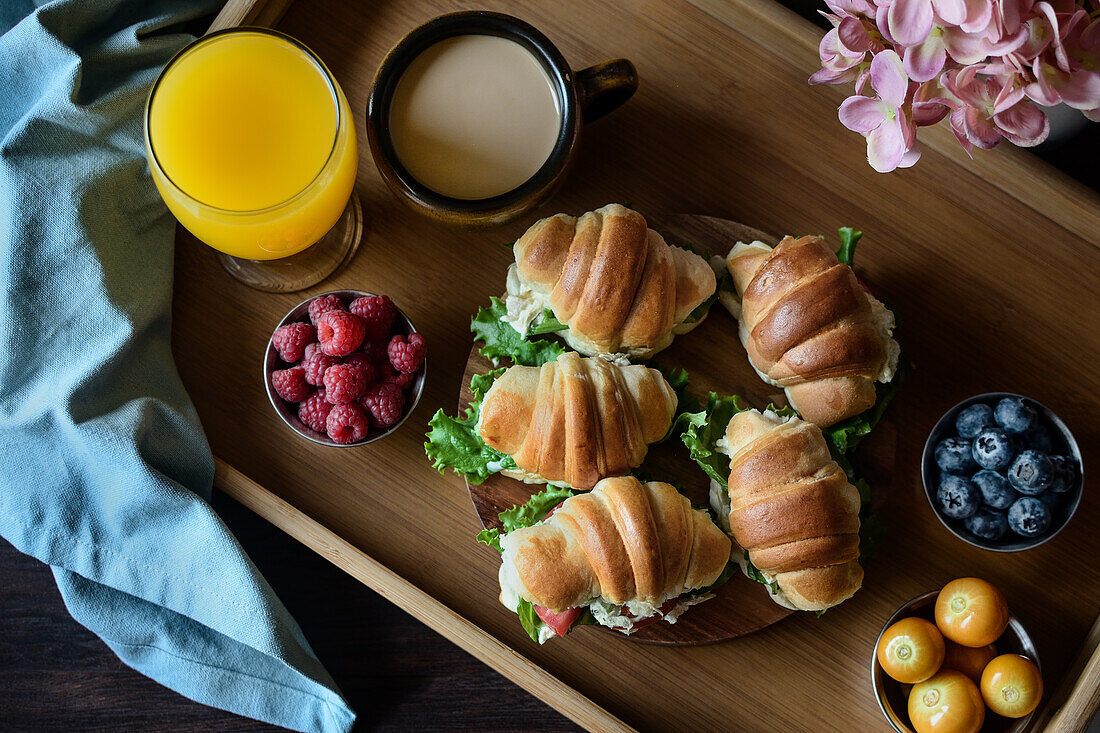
[{"left": 175, "top": 0, "right": 1100, "bottom": 730}]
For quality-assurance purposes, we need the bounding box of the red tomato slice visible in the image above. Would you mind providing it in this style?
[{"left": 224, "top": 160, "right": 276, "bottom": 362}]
[{"left": 534, "top": 605, "right": 581, "bottom": 637}]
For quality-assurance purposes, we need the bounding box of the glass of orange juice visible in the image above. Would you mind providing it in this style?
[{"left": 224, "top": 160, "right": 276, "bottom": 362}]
[{"left": 145, "top": 27, "right": 361, "bottom": 292}]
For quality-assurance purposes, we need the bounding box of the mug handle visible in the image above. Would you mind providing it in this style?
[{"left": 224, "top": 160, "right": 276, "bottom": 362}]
[{"left": 574, "top": 59, "right": 638, "bottom": 123}]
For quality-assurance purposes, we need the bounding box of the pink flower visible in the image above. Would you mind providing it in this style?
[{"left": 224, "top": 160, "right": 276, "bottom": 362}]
[
  {"left": 885, "top": 0, "right": 994, "bottom": 46},
  {"left": 810, "top": 15, "right": 883, "bottom": 85},
  {"left": 942, "top": 65, "right": 1050, "bottom": 149},
  {"left": 809, "top": 0, "right": 1095, "bottom": 172},
  {"left": 839, "top": 51, "right": 922, "bottom": 171}
]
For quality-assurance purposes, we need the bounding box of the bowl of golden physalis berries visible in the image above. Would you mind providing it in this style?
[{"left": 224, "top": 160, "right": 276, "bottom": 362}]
[
  {"left": 264, "top": 290, "right": 426, "bottom": 446},
  {"left": 872, "top": 578, "right": 1042, "bottom": 733}
]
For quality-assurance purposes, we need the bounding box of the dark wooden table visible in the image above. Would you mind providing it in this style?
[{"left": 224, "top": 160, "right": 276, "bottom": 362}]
[{"left": 2, "top": 2, "right": 1098, "bottom": 731}]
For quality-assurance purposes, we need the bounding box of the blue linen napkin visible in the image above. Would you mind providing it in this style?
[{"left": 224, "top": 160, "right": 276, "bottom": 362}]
[{"left": 0, "top": 2, "right": 356, "bottom": 731}]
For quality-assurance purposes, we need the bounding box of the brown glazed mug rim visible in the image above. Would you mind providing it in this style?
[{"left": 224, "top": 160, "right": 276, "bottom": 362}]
[{"left": 366, "top": 11, "right": 586, "bottom": 224}]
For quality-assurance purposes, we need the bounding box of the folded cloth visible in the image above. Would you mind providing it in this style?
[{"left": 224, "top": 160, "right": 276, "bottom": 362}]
[{"left": 0, "top": 2, "right": 356, "bottom": 731}]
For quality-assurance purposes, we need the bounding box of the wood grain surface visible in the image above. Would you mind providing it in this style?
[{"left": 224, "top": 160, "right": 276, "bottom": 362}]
[{"left": 167, "top": 0, "right": 1100, "bottom": 730}]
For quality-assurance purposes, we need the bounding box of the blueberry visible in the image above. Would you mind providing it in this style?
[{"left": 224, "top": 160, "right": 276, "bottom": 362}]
[
  {"left": 995, "top": 397, "right": 1037, "bottom": 434},
  {"left": 1007, "top": 450, "right": 1053, "bottom": 494},
  {"left": 1007, "top": 496, "right": 1051, "bottom": 537},
  {"left": 935, "top": 437, "right": 977, "bottom": 475},
  {"left": 1036, "top": 490, "right": 1061, "bottom": 511},
  {"left": 956, "top": 404, "right": 995, "bottom": 439},
  {"left": 972, "top": 428, "right": 1015, "bottom": 471},
  {"left": 972, "top": 469, "right": 1017, "bottom": 510},
  {"left": 1047, "top": 456, "right": 1078, "bottom": 494},
  {"left": 965, "top": 508, "right": 1009, "bottom": 541},
  {"left": 938, "top": 475, "right": 981, "bottom": 519},
  {"left": 1026, "top": 425, "right": 1056, "bottom": 454}
]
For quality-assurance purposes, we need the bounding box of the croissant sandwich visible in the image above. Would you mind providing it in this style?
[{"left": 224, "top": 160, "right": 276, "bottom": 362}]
[
  {"left": 721, "top": 234, "right": 900, "bottom": 428},
  {"left": 477, "top": 351, "right": 676, "bottom": 489},
  {"left": 711, "top": 408, "right": 863, "bottom": 611},
  {"left": 502, "top": 203, "right": 716, "bottom": 360},
  {"left": 488, "top": 476, "right": 731, "bottom": 642}
]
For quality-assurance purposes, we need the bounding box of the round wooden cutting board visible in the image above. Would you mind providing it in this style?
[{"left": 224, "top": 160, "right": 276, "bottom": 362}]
[{"left": 460, "top": 214, "right": 895, "bottom": 646}]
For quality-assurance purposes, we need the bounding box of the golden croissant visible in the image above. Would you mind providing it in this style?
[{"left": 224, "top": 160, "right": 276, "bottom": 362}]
[
  {"left": 503, "top": 203, "right": 716, "bottom": 360},
  {"left": 723, "top": 235, "right": 899, "bottom": 427},
  {"left": 478, "top": 351, "right": 676, "bottom": 490},
  {"left": 715, "top": 408, "right": 862, "bottom": 611},
  {"left": 498, "top": 476, "right": 731, "bottom": 630}
]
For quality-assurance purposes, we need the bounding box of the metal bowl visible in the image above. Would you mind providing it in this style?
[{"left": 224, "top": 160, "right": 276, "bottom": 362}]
[
  {"left": 921, "top": 392, "right": 1083, "bottom": 552},
  {"left": 871, "top": 590, "right": 1041, "bottom": 733},
  {"left": 263, "top": 289, "right": 426, "bottom": 446}
]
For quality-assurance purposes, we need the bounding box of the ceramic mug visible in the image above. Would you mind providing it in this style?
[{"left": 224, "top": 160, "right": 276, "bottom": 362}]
[{"left": 366, "top": 10, "right": 638, "bottom": 226}]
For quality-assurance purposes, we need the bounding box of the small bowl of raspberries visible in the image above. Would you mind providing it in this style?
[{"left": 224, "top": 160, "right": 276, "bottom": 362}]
[{"left": 265, "top": 290, "right": 426, "bottom": 446}]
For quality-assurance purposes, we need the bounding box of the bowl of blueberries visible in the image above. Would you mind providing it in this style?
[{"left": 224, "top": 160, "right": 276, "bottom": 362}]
[{"left": 922, "top": 393, "right": 1082, "bottom": 551}]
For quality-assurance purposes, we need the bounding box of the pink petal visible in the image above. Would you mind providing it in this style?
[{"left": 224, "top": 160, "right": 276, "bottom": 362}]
[
  {"left": 905, "top": 34, "right": 948, "bottom": 81},
  {"left": 958, "top": 0, "right": 993, "bottom": 33},
  {"left": 855, "top": 65, "right": 873, "bottom": 95},
  {"left": 1025, "top": 79, "right": 1063, "bottom": 105},
  {"left": 840, "top": 96, "right": 888, "bottom": 132},
  {"left": 810, "top": 67, "right": 858, "bottom": 85},
  {"left": 1058, "top": 69, "right": 1100, "bottom": 109},
  {"left": 949, "top": 109, "right": 976, "bottom": 155},
  {"left": 838, "top": 17, "right": 873, "bottom": 52},
  {"left": 1083, "top": 107, "right": 1100, "bottom": 123},
  {"left": 1033, "top": 2, "right": 1070, "bottom": 71},
  {"left": 898, "top": 144, "right": 922, "bottom": 168},
  {"left": 866, "top": 116, "right": 908, "bottom": 172},
  {"left": 963, "top": 106, "right": 1004, "bottom": 148},
  {"left": 871, "top": 50, "right": 911, "bottom": 106},
  {"left": 932, "top": 0, "right": 968, "bottom": 26},
  {"left": 888, "top": 0, "right": 935, "bottom": 46},
  {"left": 993, "top": 101, "right": 1050, "bottom": 145},
  {"left": 993, "top": 78, "right": 1026, "bottom": 112},
  {"left": 1028, "top": 56, "right": 1065, "bottom": 105},
  {"left": 913, "top": 99, "right": 951, "bottom": 124}
]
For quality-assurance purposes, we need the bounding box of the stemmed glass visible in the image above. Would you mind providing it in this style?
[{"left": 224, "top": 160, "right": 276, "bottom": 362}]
[{"left": 145, "top": 27, "right": 362, "bottom": 292}]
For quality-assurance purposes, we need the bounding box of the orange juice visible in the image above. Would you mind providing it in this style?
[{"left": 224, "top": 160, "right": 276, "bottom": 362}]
[{"left": 146, "top": 30, "right": 357, "bottom": 260}]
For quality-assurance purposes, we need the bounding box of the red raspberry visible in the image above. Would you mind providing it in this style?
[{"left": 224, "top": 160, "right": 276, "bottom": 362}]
[
  {"left": 302, "top": 343, "right": 338, "bottom": 386},
  {"left": 384, "top": 369, "right": 416, "bottom": 391},
  {"left": 342, "top": 353, "right": 381, "bottom": 385},
  {"left": 361, "top": 381, "right": 405, "bottom": 428},
  {"left": 271, "top": 366, "right": 310, "bottom": 402},
  {"left": 271, "top": 322, "right": 315, "bottom": 363},
  {"left": 326, "top": 402, "right": 370, "bottom": 444},
  {"left": 323, "top": 362, "right": 368, "bottom": 404},
  {"left": 317, "top": 310, "right": 366, "bottom": 357},
  {"left": 298, "top": 390, "right": 332, "bottom": 433},
  {"left": 308, "top": 294, "right": 346, "bottom": 325},
  {"left": 360, "top": 337, "right": 390, "bottom": 363},
  {"left": 388, "top": 332, "right": 426, "bottom": 374},
  {"left": 349, "top": 295, "right": 397, "bottom": 340}
]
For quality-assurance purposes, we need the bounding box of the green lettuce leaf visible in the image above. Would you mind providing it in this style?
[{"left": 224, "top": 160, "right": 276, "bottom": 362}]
[
  {"left": 470, "top": 297, "right": 565, "bottom": 367},
  {"left": 823, "top": 354, "right": 914, "bottom": 456},
  {"left": 527, "top": 308, "right": 567, "bottom": 335},
  {"left": 680, "top": 394, "right": 797, "bottom": 489},
  {"left": 835, "top": 226, "right": 862, "bottom": 265},
  {"left": 424, "top": 367, "right": 516, "bottom": 484},
  {"left": 516, "top": 598, "right": 543, "bottom": 643},
  {"left": 476, "top": 484, "right": 576, "bottom": 554},
  {"left": 476, "top": 485, "right": 578, "bottom": 642},
  {"left": 743, "top": 551, "right": 783, "bottom": 597},
  {"left": 651, "top": 364, "right": 701, "bottom": 442}
]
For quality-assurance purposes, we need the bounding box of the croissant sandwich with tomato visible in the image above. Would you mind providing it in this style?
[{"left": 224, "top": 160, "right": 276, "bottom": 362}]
[{"left": 479, "top": 476, "right": 731, "bottom": 643}]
